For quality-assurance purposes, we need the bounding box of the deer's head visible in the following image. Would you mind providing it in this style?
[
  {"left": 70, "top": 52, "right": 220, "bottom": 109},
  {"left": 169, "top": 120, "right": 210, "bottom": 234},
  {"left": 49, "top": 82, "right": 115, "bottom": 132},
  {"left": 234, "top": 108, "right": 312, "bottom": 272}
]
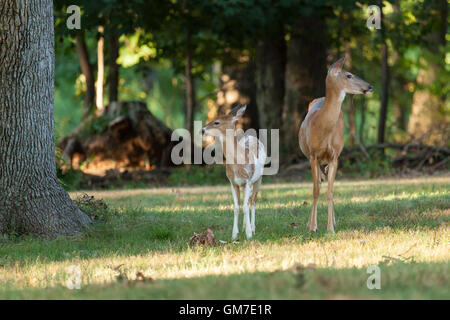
[
  {"left": 201, "top": 105, "right": 246, "bottom": 139},
  {"left": 326, "top": 57, "right": 373, "bottom": 95}
]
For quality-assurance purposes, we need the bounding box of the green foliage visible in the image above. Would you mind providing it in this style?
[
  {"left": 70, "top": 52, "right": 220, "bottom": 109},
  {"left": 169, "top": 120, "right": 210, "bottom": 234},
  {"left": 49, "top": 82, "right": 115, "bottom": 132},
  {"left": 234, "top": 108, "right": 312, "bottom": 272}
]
[
  {"left": 52, "top": 0, "right": 448, "bottom": 148},
  {"left": 168, "top": 165, "right": 227, "bottom": 186},
  {"left": 79, "top": 114, "right": 112, "bottom": 137},
  {"left": 55, "top": 140, "right": 87, "bottom": 191},
  {"left": 340, "top": 153, "right": 393, "bottom": 179},
  {"left": 57, "top": 168, "right": 85, "bottom": 191},
  {"left": 74, "top": 195, "right": 112, "bottom": 221}
]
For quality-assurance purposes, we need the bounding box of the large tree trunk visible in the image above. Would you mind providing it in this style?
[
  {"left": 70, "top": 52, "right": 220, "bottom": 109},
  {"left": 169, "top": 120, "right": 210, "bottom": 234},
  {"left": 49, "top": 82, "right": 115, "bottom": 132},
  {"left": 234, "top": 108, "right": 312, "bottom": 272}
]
[
  {"left": 96, "top": 26, "right": 105, "bottom": 110},
  {"left": 377, "top": 3, "right": 390, "bottom": 146},
  {"left": 108, "top": 31, "right": 119, "bottom": 103},
  {"left": 185, "top": 31, "right": 196, "bottom": 138},
  {"left": 282, "top": 17, "right": 326, "bottom": 155},
  {"left": 408, "top": 0, "right": 448, "bottom": 144},
  {"left": 255, "top": 25, "right": 286, "bottom": 132},
  {"left": 213, "top": 59, "right": 259, "bottom": 131},
  {"left": 0, "top": 0, "right": 91, "bottom": 237},
  {"left": 75, "top": 32, "right": 96, "bottom": 118}
]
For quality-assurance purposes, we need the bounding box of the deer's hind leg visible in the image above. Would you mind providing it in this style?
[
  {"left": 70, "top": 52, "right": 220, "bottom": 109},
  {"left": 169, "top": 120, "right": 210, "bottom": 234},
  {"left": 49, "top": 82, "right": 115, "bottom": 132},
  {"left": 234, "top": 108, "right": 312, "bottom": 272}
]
[
  {"left": 307, "top": 157, "right": 321, "bottom": 232},
  {"left": 327, "top": 159, "right": 338, "bottom": 233},
  {"left": 250, "top": 177, "right": 262, "bottom": 235},
  {"left": 242, "top": 182, "right": 253, "bottom": 239}
]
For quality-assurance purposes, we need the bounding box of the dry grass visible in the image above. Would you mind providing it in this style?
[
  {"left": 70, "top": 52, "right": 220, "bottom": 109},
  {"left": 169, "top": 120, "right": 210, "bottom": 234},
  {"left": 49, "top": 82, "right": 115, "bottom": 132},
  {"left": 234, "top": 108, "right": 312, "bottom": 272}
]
[{"left": 0, "top": 175, "right": 448, "bottom": 299}]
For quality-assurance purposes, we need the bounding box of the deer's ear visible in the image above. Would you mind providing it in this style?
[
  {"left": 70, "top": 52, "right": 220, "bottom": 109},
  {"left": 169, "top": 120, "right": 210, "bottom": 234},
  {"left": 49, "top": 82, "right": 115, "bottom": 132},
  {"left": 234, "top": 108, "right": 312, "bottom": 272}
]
[
  {"left": 232, "top": 105, "right": 246, "bottom": 122},
  {"left": 328, "top": 57, "right": 346, "bottom": 75}
]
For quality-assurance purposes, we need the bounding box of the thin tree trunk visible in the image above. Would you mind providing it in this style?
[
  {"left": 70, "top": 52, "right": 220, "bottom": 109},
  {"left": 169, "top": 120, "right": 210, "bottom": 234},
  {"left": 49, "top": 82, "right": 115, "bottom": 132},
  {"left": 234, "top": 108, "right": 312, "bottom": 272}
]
[
  {"left": 348, "top": 95, "right": 357, "bottom": 144},
  {"left": 256, "top": 24, "right": 286, "bottom": 132},
  {"left": 345, "top": 45, "right": 356, "bottom": 145},
  {"left": 108, "top": 32, "right": 119, "bottom": 103},
  {"left": 391, "top": 1, "right": 407, "bottom": 133},
  {"left": 213, "top": 61, "right": 258, "bottom": 131},
  {"left": 96, "top": 26, "right": 105, "bottom": 110},
  {"left": 185, "top": 31, "right": 195, "bottom": 138},
  {"left": 378, "top": 3, "right": 390, "bottom": 146},
  {"left": 393, "top": 99, "right": 407, "bottom": 132},
  {"left": 359, "top": 95, "right": 367, "bottom": 145},
  {"left": 282, "top": 17, "right": 326, "bottom": 155},
  {"left": 75, "top": 32, "right": 96, "bottom": 118},
  {"left": 408, "top": 0, "right": 448, "bottom": 143},
  {"left": 0, "top": 0, "right": 91, "bottom": 237}
]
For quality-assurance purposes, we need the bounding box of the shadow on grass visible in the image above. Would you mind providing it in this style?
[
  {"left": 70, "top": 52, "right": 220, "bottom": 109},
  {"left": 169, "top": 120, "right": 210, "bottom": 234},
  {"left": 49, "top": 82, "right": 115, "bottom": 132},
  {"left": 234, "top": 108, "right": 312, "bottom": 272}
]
[
  {"left": 0, "top": 179, "right": 448, "bottom": 265},
  {"left": 0, "top": 261, "right": 447, "bottom": 299}
]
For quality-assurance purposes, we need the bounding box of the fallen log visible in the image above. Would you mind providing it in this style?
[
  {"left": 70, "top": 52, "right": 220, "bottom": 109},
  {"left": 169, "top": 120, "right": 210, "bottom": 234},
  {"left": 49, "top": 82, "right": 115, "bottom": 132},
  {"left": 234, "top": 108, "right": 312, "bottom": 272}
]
[{"left": 58, "top": 101, "right": 176, "bottom": 175}]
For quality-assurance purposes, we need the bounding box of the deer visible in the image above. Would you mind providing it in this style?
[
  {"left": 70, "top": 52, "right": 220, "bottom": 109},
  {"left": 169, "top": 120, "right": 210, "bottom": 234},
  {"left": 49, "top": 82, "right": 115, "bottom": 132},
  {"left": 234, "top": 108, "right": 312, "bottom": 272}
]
[
  {"left": 299, "top": 57, "right": 373, "bottom": 233},
  {"left": 201, "top": 105, "right": 266, "bottom": 240}
]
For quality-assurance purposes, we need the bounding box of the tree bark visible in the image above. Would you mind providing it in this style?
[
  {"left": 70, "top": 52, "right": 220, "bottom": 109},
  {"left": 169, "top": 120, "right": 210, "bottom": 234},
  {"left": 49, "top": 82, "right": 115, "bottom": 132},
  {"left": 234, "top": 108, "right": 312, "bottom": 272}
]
[
  {"left": 393, "top": 93, "right": 407, "bottom": 132},
  {"left": 358, "top": 95, "right": 367, "bottom": 145},
  {"left": 255, "top": 24, "right": 286, "bottom": 132},
  {"left": 185, "top": 31, "right": 196, "bottom": 138},
  {"left": 377, "top": 3, "right": 390, "bottom": 146},
  {"left": 96, "top": 26, "right": 105, "bottom": 110},
  {"left": 75, "top": 32, "right": 96, "bottom": 118},
  {"left": 0, "top": 0, "right": 91, "bottom": 237},
  {"left": 282, "top": 18, "right": 326, "bottom": 155},
  {"left": 108, "top": 31, "right": 119, "bottom": 103}
]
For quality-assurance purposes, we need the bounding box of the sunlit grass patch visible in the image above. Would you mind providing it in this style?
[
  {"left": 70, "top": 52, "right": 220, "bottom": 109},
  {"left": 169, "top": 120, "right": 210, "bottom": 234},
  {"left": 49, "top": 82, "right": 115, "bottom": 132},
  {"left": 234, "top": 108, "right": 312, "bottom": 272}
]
[{"left": 0, "top": 175, "right": 448, "bottom": 299}]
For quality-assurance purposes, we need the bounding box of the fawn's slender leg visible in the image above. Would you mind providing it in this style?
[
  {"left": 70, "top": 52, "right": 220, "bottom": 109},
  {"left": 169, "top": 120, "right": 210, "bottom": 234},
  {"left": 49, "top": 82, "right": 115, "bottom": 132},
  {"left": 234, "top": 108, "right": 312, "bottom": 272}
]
[
  {"left": 327, "top": 159, "right": 338, "bottom": 232},
  {"left": 230, "top": 183, "right": 240, "bottom": 240},
  {"left": 307, "top": 157, "right": 320, "bottom": 232},
  {"left": 243, "top": 182, "right": 253, "bottom": 239},
  {"left": 250, "top": 178, "right": 262, "bottom": 235}
]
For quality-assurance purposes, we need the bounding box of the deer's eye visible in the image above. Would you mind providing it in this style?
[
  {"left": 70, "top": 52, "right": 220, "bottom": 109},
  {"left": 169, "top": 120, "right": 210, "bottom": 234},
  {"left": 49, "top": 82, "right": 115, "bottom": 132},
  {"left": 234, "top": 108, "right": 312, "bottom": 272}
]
[
  {"left": 214, "top": 121, "right": 220, "bottom": 125},
  {"left": 346, "top": 74, "right": 352, "bottom": 79}
]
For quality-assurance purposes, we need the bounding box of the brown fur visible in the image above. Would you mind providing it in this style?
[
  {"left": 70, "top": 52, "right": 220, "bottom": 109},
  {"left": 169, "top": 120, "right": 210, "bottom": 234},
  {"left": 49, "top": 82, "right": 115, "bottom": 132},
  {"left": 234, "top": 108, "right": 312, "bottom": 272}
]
[{"left": 299, "top": 57, "right": 373, "bottom": 233}]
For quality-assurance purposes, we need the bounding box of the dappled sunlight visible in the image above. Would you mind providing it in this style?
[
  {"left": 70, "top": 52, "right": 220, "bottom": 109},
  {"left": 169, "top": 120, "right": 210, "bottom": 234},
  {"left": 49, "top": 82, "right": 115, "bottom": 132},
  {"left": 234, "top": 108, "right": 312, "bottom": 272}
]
[
  {"left": 1, "top": 176, "right": 448, "bottom": 297},
  {"left": 70, "top": 175, "right": 449, "bottom": 202},
  {"left": 0, "top": 225, "right": 447, "bottom": 291}
]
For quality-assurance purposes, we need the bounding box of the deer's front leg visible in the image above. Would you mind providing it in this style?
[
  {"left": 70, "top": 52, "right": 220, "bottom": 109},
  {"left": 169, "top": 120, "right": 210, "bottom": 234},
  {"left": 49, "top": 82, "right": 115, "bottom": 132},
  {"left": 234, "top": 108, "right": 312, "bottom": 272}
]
[
  {"left": 307, "top": 158, "right": 320, "bottom": 232},
  {"left": 230, "top": 183, "right": 240, "bottom": 240},
  {"left": 327, "top": 160, "right": 338, "bottom": 233}
]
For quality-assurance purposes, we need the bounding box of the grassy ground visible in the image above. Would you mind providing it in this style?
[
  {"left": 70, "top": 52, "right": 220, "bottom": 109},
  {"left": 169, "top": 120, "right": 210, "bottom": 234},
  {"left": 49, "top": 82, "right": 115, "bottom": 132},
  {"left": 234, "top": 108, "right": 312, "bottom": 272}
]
[{"left": 0, "top": 175, "right": 449, "bottom": 299}]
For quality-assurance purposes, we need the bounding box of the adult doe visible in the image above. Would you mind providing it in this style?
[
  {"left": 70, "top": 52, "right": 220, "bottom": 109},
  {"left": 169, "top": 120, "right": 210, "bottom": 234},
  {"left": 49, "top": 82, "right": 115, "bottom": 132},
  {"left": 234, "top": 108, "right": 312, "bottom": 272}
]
[
  {"left": 299, "top": 57, "right": 373, "bottom": 233},
  {"left": 201, "top": 105, "right": 266, "bottom": 240}
]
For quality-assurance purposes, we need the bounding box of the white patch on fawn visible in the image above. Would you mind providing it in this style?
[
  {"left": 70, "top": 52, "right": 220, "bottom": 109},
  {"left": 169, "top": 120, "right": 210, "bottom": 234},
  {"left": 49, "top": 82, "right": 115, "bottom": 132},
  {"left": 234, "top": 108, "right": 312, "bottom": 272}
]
[{"left": 202, "top": 105, "right": 267, "bottom": 240}]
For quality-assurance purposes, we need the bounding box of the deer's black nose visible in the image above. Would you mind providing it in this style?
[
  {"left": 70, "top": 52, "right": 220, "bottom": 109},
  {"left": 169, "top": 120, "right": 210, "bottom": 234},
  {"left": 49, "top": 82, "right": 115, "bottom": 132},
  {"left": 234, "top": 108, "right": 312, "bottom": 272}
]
[
  {"left": 201, "top": 128, "right": 205, "bottom": 134},
  {"left": 363, "top": 85, "right": 373, "bottom": 94}
]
